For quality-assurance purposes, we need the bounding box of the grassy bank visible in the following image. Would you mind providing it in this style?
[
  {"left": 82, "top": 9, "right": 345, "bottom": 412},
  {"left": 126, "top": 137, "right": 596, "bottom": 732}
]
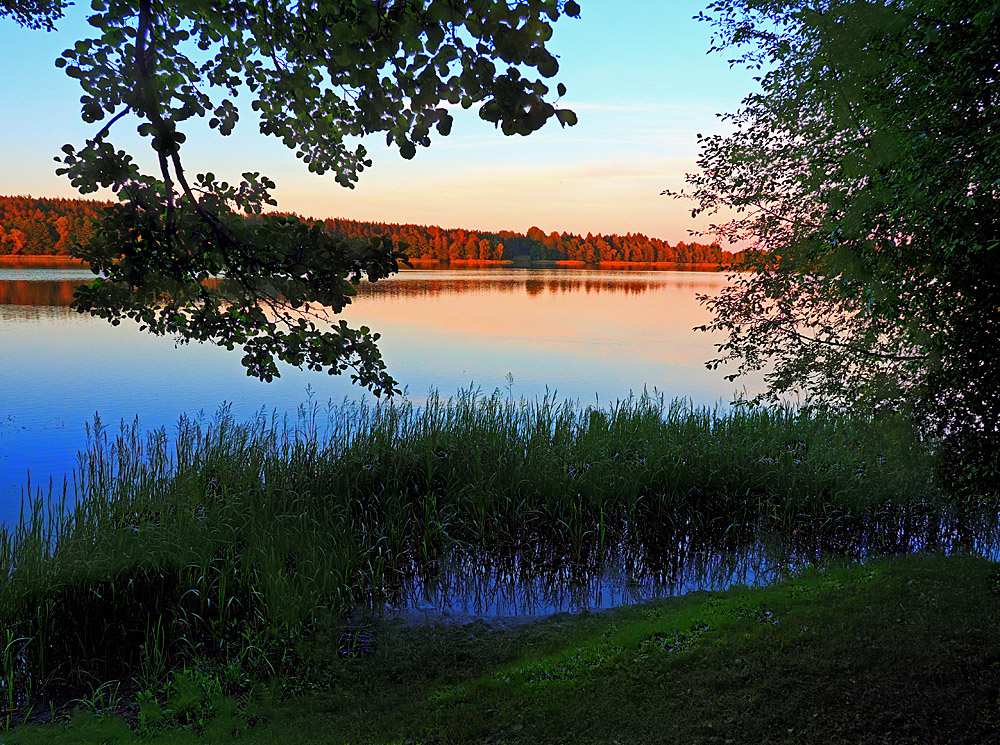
[
  {"left": 4, "top": 553, "right": 999, "bottom": 743},
  {"left": 0, "top": 389, "right": 971, "bottom": 731}
]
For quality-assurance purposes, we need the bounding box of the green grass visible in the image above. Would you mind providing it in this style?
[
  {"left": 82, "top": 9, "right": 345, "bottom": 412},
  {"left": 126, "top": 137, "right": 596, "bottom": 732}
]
[
  {"left": 0, "top": 388, "right": 962, "bottom": 728},
  {"left": 4, "top": 553, "right": 999, "bottom": 743}
]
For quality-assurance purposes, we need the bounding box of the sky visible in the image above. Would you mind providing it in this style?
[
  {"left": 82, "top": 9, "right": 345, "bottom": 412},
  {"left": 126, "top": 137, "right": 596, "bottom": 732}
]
[{"left": 0, "top": 1, "right": 758, "bottom": 244}]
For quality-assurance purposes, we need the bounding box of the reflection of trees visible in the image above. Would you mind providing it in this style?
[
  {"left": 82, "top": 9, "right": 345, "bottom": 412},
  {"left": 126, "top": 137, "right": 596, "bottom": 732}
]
[
  {"left": 0, "top": 280, "right": 80, "bottom": 307},
  {"left": 0, "top": 270, "right": 726, "bottom": 310},
  {"left": 356, "top": 274, "right": 719, "bottom": 300},
  {"left": 0, "top": 277, "right": 240, "bottom": 310}
]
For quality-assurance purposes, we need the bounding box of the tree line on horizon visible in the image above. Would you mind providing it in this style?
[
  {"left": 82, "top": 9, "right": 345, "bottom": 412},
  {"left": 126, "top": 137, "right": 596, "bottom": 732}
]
[
  {"left": 323, "top": 218, "right": 736, "bottom": 264},
  {"left": 0, "top": 195, "right": 104, "bottom": 256},
  {"left": 0, "top": 195, "right": 736, "bottom": 266}
]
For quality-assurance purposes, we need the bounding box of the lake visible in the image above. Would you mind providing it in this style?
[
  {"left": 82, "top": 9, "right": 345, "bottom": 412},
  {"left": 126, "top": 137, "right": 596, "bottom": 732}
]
[
  {"left": 1, "top": 264, "right": 996, "bottom": 626},
  {"left": 0, "top": 265, "right": 759, "bottom": 527}
]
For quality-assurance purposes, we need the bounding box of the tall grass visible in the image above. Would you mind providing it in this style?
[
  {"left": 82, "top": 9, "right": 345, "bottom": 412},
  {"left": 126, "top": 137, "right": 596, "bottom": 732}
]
[{"left": 0, "top": 388, "right": 948, "bottom": 721}]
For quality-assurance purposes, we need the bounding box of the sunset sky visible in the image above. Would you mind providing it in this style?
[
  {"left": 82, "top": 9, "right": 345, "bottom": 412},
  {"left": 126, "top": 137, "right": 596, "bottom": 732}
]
[{"left": 0, "top": 1, "right": 757, "bottom": 244}]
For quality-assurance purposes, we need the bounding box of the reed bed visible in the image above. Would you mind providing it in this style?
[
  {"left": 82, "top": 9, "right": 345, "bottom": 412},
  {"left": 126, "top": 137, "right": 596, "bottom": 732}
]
[{"left": 0, "top": 388, "right": 945, "bottom": 723}]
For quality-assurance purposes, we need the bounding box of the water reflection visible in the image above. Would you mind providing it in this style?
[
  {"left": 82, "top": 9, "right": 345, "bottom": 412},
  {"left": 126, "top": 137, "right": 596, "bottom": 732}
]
[
  {"left": 0, "top": 280, "right": 81, "bottom": 307},
  {"left": 5, "top": 265, "right": 993, "bottom": 631},
  {"left": 0, "top": 268, "right": 720, "bottom": 308},
  {"left": 357, "top": 268, "right": 722, "bottom": 300},
  {"left": 384, "top": 538, "right": 791, "bottom": 623},
  {"left": 0, "top": 269, "right": 718, "bottom": 307},
  {"left": 359, "top": 275, "right": 684, "bottom": 299},
  {"left": 369, "top": 511, "right": 1000, "bottom": 625},
  {"left": 0, "top": 258, "right": 86, "bottom": 270}
]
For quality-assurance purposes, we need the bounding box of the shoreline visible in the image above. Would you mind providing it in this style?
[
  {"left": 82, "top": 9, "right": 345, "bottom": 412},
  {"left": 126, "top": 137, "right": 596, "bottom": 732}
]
[
  {"left": 404, "top": 257, "right": 732, "bottom": 270},
  {"left": 1, "top": 255, "right": 735, "bottom": 272}
]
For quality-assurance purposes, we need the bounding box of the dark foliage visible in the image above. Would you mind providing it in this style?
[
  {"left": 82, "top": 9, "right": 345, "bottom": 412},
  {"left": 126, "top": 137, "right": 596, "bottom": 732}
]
[{"left": 676, "top": 0, "right": 1000, "bottom": 497}]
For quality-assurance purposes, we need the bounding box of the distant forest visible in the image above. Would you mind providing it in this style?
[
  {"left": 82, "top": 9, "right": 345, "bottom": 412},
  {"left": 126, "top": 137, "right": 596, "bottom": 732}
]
[
  {"left": 0, "top": 196, "right": 105, "bottom": 256},
  {"left": 323, "top": 219, "right": 736, "bottom": 264},
  {"left": 1, "top": 195, "right": 736, "bottom": 265}
]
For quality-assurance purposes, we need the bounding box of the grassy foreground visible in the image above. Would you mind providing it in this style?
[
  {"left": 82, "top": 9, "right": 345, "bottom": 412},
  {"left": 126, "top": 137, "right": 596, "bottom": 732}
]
[
  {"left": 5, "top": 388, "right": 991, "bottom": 741},
  {"left": 4, "top": 552, "right": 1000, "bottom": 744},
  {"left": 2, "top": 389, "right": 950, "bottom": 718}
]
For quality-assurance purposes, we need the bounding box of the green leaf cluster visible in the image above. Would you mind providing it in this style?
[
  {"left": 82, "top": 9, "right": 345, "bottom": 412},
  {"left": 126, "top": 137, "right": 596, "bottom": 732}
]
[
  {"left": 73, "top": 199, "right": 403, "bottom": 392},
  {"left": 0, "top": 0, "right": 64, "bottom": 30}
]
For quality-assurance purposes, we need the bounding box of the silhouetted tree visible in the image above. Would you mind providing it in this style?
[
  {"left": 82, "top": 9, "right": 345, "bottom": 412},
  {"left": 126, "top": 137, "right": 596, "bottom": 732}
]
[{"left": 675, "top": 0, "right": 1000, "bottom": 494}]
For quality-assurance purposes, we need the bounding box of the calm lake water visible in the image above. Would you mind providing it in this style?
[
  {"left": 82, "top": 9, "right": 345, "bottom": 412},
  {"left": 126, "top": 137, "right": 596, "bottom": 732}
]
[{"left": 0, "top": 266, "right": 759, "bottom": 526}]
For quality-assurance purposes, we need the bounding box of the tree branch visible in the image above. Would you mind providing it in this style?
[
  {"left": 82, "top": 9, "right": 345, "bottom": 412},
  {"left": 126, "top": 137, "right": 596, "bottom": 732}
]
[
  {"left": 792, "top": 330, "right": 928, "bottom": 363},
  {"left": 88, "top": 107, "right": 131, "bottom": 145}
]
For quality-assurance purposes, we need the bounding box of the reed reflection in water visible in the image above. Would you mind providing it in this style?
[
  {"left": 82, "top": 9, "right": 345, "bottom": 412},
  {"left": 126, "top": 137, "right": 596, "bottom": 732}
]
[{"left": 370, "top": 510, "right": 1000, "bottom": 624}]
